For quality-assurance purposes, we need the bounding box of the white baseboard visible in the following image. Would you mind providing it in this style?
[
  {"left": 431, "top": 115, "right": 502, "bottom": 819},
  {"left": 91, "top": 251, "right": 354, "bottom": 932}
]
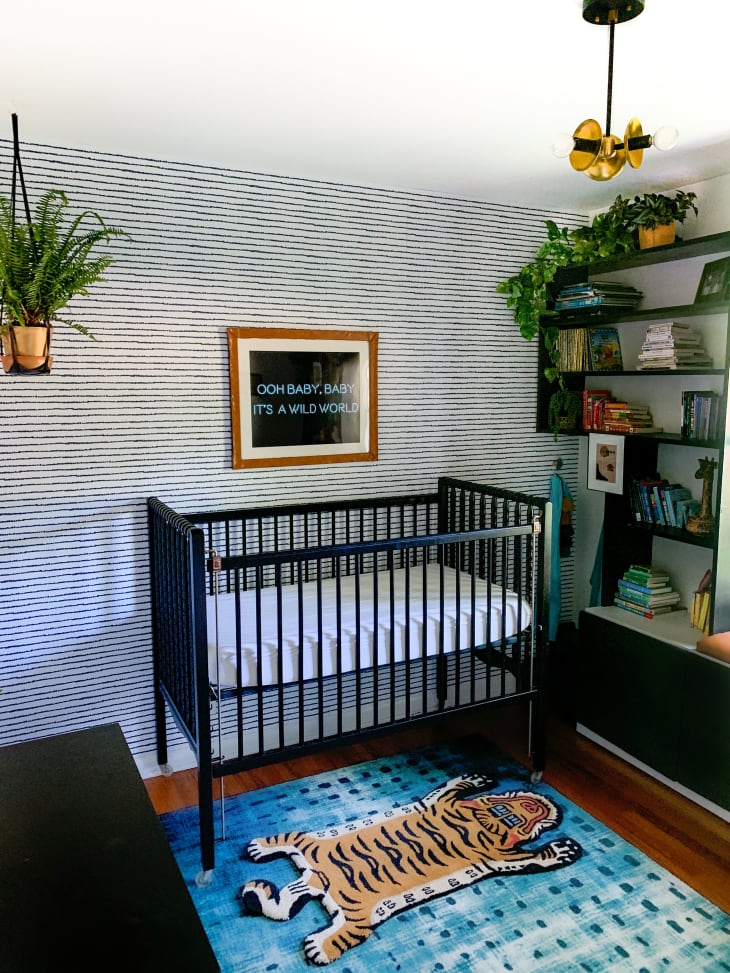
[
  {"left": 134, "top": 741, "right": 198, "bottom": 780},
  {"left": 576, "top": 724, "right": 730, "bottom": 824}
]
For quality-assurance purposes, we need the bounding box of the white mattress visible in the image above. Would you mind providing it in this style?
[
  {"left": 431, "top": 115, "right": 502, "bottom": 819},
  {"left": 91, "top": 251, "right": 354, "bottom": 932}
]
[{"left": 207, "top": 563, "right": 531, "bottom": 689}]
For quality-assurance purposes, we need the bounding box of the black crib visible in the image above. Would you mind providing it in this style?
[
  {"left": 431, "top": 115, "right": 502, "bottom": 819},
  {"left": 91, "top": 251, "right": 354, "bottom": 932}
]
[{"left": 148, "top": 477, "right": 552, "bottom": 883}]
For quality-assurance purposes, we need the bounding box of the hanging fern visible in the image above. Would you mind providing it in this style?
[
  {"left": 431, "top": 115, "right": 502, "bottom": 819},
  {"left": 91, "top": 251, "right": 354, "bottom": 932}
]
[{"left": 0, "top": 190, "right": 127, "bottom": 337}]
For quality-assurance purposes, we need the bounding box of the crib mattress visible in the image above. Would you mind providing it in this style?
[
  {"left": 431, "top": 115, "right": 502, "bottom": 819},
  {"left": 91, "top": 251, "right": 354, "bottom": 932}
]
[{"left": 207, "top": 563, "right": 531, "bottom": 688}]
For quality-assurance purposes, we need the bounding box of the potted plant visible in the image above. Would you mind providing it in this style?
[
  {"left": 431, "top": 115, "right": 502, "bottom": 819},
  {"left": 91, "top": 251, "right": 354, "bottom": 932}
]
[
  {"left": 626, "top": 190, "right": 698, "bottom": 249},
  {"left": 0, "top": 189, "right": 126, "bottom": 373},
  {"left": 548, "top": 384, "right": 581, "bottom": 436}
]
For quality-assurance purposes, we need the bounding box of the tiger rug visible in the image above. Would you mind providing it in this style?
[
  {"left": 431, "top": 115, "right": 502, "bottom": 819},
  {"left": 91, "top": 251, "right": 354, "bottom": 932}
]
[{"left": 241, "top": 773, "right": 582, "bottom": 965}]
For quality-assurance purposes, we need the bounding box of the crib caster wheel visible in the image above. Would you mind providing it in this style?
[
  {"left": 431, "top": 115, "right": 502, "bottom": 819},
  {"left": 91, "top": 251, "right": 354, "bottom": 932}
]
[
  {"left": 530, "top": 770, "right": 543, "bottom": 784},
  {"left": 159, "top": 763, "right": 173, "bottom": 778},
  {"left": 195, "top": 870, "right": 214, "bottom": 888}
]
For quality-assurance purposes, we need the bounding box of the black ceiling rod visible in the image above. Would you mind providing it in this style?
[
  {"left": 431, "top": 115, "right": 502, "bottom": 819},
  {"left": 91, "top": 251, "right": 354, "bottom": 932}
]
[
  {"left": 10, "top": 113, "right": 37, "bottom": 259},
  {"left": 605, "top": 20, "right": 615, "bottom": 138}
]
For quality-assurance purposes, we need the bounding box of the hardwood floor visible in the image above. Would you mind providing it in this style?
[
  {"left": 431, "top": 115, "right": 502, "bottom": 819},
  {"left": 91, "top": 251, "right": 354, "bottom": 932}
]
[{"left": 145, "top": 702, "right": 730, "bottom": 915}]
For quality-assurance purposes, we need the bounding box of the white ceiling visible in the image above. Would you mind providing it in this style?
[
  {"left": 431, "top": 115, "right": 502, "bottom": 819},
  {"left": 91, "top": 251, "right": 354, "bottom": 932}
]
[{"left": 3, "top": 0, "right": 730, "bottom": 213}]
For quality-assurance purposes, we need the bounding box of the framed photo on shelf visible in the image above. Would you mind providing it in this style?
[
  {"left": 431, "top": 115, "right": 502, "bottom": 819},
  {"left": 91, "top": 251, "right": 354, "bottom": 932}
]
[
  {"left": 227, "top": 327, "right": 378, "bottom": 469},
  {"left": 695, "top": 256, "right": 730, "bottom": 303},
  {"left": 588, "top": 327, "right": 623, "bottom": 371},
  {"left": 587, "top": 432, "right": 624, "bottom": 495}
]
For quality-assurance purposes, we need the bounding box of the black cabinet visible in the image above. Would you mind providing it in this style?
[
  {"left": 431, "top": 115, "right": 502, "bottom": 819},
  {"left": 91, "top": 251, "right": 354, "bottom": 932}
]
[{"left": 578, "top": 610, "right": 730, "bottom": 811}]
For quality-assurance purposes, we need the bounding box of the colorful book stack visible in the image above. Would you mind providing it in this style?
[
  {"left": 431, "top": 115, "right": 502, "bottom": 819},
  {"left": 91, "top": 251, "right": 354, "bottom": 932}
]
[
  {"left": 554, "top": 280, "right": 642, "bottom": 313},
  {"left": 614, "top": 565, "right": 681, "bottom": 618},
  {"left": 637, "top": 322, "right": 713, "bottom": 370},
  {"left": 601, "top": 400, "right": 663, "bottom": 434}
]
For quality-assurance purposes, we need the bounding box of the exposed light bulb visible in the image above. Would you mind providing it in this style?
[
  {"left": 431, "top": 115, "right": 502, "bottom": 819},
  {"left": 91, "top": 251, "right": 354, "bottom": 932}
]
[
  {"left": 652, "top": 126, "right": 679, "bottom": 151},
  {"left": 551, "top": 132, "right": 575, "bottom": 159}
]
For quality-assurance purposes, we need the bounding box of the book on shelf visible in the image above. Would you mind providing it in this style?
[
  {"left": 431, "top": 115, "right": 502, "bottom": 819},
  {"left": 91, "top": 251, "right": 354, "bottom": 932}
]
[
  {"left": 613, "top": 597, "right": 675, "bottom": 619},
  {"left": 681, "top": 390, "right": 722, "bottom": 440},
  {"left": 624, "top": 564, "right": 670, "bottom": 585},
  {"left": 599, "top": 399, "right": 660, "bottom": 434},
  {"left": 643, "top": 321, "right": 699, "bottom": 340},
  {"left": 616, "top": 585, "right": 681, "bottom": 608},
  {"left": 690, "top": 590, "right": 711, "bottom": 633},
  {"left": 637, "top": 350, "right": 714, "bottom": 370},
  {"left": 662, "top": 486, "right": 693, "bottom": 527},
  {"left": 626, "top": 476, "right": 701, "bottom": 529},
  {"left": 675, "top": 496, "right": 701, "bottom": 528},
  {"left": 582, "top": 388, "right": 612, "bottom": 431},
  {"left": 588, "top": 327, "right": 623, "bottom": 371},
  {"left": 557, "top": 328, "right": 591, "bottom": 372},
  {"left": 617, "top": 578, "right": 674, "bottom": 597},
  {"left": 653, "top": 482, "right": 677, "bottom": 526},
  {"left": 690, "top": 568, "right": 712, "bottom": 634},
  {"left": 631, "top": 478, "right": 669, "bottom": 524},
  {"left": 554, "top": 280, "right": 642, "bottom": 313},
  {"left": 602, "top": 401, "right": 652, "bottom": 418},
  {"left": 602, "top": 422, "right": 664, "bottom": 434}
]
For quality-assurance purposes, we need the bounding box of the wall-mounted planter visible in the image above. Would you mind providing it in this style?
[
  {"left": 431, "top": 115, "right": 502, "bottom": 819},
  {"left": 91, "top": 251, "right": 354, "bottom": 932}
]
[
  {"left": 1, "top": 325, "right": 53, "bottom": 373},
  {"left": 638, "top": 223, "right": 676, "bottom": 250},
  {"left": 0, "top": 115, "right": 125, "bottom": 375}
]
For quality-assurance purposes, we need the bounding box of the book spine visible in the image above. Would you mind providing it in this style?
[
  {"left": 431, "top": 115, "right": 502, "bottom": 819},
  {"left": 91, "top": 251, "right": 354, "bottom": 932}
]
[
  {"left": 652, "top": 485, "right": 666, "bottom": 526},
  {"left": 613, "top": 598, "right": 659, "bottom": 619},
  {"left": 618, "top": 579, "right": 671, "bottom": 596}
]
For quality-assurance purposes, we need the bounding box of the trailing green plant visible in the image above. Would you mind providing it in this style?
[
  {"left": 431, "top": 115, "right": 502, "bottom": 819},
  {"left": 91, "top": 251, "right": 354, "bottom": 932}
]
[
  {"left": 0, "top": 189, "right": 126, "bottom": 338},
  {"left": 625, "top": 190, "right": 698, "bottom": 231}
]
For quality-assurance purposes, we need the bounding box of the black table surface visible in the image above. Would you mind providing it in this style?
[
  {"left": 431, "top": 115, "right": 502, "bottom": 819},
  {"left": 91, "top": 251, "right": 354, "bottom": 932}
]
[{"left": 0, "top": 722, "right": 219, "bottom": 973}]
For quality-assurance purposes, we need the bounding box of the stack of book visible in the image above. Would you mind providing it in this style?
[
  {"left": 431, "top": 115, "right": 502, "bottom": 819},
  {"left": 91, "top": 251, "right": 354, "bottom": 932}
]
[
  {"left": 637, "top": 322, "right": 713, "bottom": 370},
  {"left": 554, "top": 280, "right": 642, "bottom": 313},
  {"left": 614, "top": 565, "right": 681, "bottom": 619},
  {"left": 601, "top": 400, "right": 663, "bottom": 434},
  {"left": 628, "top": 475, "right": 698, "bottom": 527},
  {"left": 681, "top": 390, "right": 722, "bottom": 440}
]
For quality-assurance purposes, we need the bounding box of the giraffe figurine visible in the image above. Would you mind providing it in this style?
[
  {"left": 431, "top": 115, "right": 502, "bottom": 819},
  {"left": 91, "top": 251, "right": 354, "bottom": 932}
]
[{"left": 686, "top": 456, "right": 717, "bottom": 536}]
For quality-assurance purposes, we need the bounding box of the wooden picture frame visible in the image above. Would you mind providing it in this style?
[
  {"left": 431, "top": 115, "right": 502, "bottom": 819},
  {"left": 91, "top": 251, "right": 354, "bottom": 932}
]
[
  {"left": 228, "top": 327, "right": 378, "bottom": 469},
  {"left": 587, "top": 432, "right": 624, "bottom": 495},
  {"left": 695, "top": 257, "right": 730, "bottom": 303}
]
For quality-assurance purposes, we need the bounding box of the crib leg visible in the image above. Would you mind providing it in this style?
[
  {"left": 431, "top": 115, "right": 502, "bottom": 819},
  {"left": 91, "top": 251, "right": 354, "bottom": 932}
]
[
  {"left": 198, "top": 761, "right": 216, "bottom": 880},
  {"left": 155, "top": 684, "right": 168, "bottom": 768},
  {"left": 528, "top": 694, "right": 547, "bottom": 779}
]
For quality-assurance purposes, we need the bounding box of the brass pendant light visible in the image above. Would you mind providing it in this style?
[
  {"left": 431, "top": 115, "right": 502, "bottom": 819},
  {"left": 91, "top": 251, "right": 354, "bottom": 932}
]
[{"left": 553, "top": 1, "right": 678, "bottom": 180}]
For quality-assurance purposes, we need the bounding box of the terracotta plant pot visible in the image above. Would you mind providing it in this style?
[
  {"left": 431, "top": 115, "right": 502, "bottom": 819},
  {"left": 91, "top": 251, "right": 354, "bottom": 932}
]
[
  {"left": 1, "top": 325, "right": 53, "bottom": 373},
  {"left": 638, "top": 223, "right": 675, "bottom": 250}
]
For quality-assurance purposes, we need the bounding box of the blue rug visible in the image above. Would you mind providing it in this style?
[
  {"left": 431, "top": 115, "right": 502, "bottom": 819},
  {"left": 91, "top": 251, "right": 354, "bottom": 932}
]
[{"left": 160, "top": 739, "right": 729, "bottom": 971}]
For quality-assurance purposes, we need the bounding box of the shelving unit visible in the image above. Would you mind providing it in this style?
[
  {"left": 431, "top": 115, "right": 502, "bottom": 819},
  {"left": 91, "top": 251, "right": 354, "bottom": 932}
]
[{"left": 537, "top": 230, "right": 730, "bottom": 816}]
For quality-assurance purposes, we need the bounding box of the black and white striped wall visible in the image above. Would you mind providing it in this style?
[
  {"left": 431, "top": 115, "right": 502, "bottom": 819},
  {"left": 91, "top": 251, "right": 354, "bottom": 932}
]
[{"left": 0, "top": 140, "right": 583, "bottom": 767}]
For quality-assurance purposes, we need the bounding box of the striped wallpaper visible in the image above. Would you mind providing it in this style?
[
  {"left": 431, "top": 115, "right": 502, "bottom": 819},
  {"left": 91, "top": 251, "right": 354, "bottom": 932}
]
[{"left": 0, "top": 140, "right": 583, "bottom": 768}]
